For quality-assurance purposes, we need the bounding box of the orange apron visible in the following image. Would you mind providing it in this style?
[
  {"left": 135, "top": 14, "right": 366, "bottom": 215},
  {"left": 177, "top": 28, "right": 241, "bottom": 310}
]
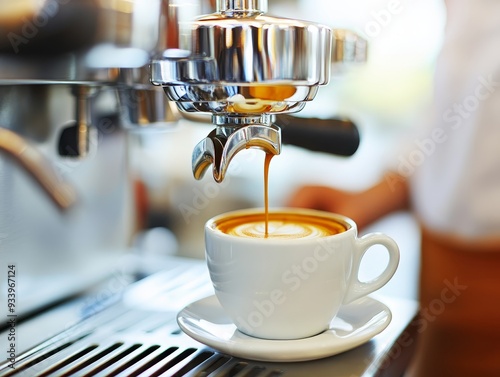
[{"left": 408, "top": 226, "right": 500, "bottom": 377}]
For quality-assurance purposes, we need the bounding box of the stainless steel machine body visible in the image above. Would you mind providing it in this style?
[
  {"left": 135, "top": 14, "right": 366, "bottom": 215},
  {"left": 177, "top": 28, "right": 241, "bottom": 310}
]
[{"left": 0, "top": 0, "right": 187, "bottom": 315}]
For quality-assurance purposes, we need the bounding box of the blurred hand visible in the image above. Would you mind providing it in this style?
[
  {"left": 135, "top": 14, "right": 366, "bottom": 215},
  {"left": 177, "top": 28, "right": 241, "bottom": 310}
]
[
  {"left": 286, "top": 185, "right": 369, "bottom": 228},
  {"left": 287, "top": 185, "right": 354, "bottom": 213},
  {"left": 286, "top": 174, "right": 410, "bottom": 231}
]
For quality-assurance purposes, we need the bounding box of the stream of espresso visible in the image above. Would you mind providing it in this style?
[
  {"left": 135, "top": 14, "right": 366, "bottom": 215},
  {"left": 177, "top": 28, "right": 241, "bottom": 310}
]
[{"left": 264, "top": 152, "right": 274, "bottom": 238}]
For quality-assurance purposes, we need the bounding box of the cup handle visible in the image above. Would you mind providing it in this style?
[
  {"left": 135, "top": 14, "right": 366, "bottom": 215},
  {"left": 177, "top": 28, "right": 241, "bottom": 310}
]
[{"left": 343, "top": 233, "right": 400, "bottom": 304}]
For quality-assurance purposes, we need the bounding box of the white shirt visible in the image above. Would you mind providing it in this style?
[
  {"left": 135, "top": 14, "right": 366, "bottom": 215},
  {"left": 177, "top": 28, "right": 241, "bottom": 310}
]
[{"left": 407, "top": 0, "right": 500, "bottom": 238}]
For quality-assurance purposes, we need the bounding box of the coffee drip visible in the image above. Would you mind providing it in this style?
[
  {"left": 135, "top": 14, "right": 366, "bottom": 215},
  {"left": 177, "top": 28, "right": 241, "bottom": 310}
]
[{"left": 263, "top": 153, "right": 274, "bottom": 237}]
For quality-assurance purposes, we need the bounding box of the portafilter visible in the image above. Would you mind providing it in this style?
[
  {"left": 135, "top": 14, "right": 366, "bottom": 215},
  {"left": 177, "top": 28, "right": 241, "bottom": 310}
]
[{"left": 151, "top": 0, "right": 362, "bottom": 183}]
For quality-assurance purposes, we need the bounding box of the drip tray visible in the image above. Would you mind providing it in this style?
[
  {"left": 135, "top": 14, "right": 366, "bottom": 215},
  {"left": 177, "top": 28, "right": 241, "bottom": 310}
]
[{"left": 0, "top": 257, "right": 418, "bottom": 377}]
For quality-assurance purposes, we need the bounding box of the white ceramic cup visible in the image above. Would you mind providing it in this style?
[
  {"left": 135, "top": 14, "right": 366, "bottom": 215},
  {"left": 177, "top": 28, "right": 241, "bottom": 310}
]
[{"left": 205, "top": 207, "right": 400, "bottom": 340}]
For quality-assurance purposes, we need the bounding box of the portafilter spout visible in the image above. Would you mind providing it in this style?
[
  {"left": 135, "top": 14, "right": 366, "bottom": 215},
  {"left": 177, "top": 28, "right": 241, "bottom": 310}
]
[
  {"left": 193, "top": 115, "right": 280, "bottom": 182},
  {"left": 151, "top": 0, "right": 332, "bottom": 182}
]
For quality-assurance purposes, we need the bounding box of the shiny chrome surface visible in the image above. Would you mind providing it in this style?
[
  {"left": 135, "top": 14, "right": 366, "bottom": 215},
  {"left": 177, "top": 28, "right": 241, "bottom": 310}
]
[
  {"left": 151, "top": 0, "right": 331, "bottom": 87},
  {"left": 157, "top": 81, "right": 318, "bottom": 114},
  {"left": 218, "top": 0, "right": 268, "bottom": 13},
  {"left": 0, "top": 0, "right": 163, "bottom": 82},
  {"left": 152, "top": 0, "right": 332, "bottom": 182},
  {"left": 119, "top": 87, "right": 181, "bottom": 128},
  {"left": 0, "top": 0, "right": 188, "bottom": 315},
  {"left": 152, "top": 19, "right": 331, "bottom": 87},
  {"left": 74, "top": 86, "right": 99, "bottom": 157},
  {"left": 193, "top": 120, "right": 280, "bottom": 182}
]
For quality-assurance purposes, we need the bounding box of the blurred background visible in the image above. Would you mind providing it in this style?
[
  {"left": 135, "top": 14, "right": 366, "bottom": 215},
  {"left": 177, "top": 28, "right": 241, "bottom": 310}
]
[{"left": 129, "top": 0, "right": 447, "bottom": 300}]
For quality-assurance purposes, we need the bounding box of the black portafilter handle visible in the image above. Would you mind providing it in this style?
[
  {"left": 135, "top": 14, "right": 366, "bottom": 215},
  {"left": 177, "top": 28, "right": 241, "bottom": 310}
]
[{"left": 274, "top": 114, "right": 360, "bottom": 157}]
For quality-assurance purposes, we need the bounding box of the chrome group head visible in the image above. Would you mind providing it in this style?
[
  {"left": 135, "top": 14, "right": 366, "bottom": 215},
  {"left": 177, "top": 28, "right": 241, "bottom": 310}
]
[{"left": 151, "top": 0, "right": 333, "bottom": 182}]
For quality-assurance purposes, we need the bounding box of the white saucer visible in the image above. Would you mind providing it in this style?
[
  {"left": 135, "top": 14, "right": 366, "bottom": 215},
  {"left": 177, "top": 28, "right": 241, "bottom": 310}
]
[{"left": 177, "top": 295, "right": 392, "bottom": 362}]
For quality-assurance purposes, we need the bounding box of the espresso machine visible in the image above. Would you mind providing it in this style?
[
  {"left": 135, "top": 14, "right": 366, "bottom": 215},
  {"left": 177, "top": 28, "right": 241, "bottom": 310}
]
[
  {"left": 0, "top": 1, "right": 417, "bottom": 376},
  {"left": 0, "top": 0, "right": 183, "bottom": 317}
]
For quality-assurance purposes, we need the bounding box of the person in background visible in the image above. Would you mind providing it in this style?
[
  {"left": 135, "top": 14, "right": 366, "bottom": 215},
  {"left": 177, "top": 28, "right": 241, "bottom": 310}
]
[{"left": 287, "top": 1, "right": 500, "bottom": 376}]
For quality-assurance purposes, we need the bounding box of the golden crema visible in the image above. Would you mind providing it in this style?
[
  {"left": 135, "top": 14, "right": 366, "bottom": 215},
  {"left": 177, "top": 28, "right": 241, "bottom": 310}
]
[{"left": 214, "top": 212, "right": 347, "bottom": 239}]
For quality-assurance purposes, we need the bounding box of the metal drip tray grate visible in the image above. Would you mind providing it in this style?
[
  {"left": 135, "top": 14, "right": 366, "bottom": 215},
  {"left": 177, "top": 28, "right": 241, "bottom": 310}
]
[
  {"left": 4, "top": 338, "right": 283, "bottom": 377},
  {"left": 0, "top": 259, "right": 286, "bottom": 377},
  {"left": 0, "top": 257, "right": 417, "bottom": 377}
]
